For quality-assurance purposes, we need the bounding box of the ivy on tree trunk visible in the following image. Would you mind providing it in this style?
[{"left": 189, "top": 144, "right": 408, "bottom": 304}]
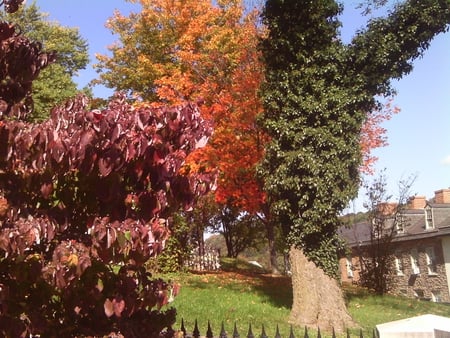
[{"left": 258, "top": 0, "right": 450, "bottom": 330}]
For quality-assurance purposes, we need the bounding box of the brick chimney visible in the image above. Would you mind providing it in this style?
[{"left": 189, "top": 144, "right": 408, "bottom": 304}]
[
  {"left": 377, "top": 202, "right": 398, "bottom": 215},
  {"left": 408, "top": 196, "right": 427, "bottom": 209},
  {"left": 435, "top": 189, "right": 450, "bottom": 204}
]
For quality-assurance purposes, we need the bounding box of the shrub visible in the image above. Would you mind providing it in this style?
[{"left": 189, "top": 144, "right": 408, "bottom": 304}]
[{"left": 0, "top": 2, "right": 213, "bottom": 335}]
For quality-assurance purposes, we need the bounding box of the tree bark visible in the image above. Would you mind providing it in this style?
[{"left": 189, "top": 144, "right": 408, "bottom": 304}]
[
  {"left": 265, "top": 221, "right": 280, "bottom": 275},
  {"left": 289, "top": 247, "right": 356, "bottom": 333}
]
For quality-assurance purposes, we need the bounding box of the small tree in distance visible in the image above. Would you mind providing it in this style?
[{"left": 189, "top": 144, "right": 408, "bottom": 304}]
[
  {"left": 211, "top": 201, "right": 265, "bottom": 258},
  {"left": 357, "top": 171, "right": 416, "bottom": 294}
]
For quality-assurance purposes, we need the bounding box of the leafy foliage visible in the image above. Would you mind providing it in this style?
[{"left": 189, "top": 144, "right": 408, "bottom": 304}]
[
  {"left": 148, "top": 212, "right": 195, "bottom": 273},
  {"left": 360, "top": 98, "right": 400, "bottom": 175},
  {"left": 258, "top": 0, "right": 450, "bottom": 278},
  {"left": 0, "top": 2, "right": 89, "bottom": 121},
  {"left": 210, "top": 204, "right": 265, "bottom": 258},
  {"left": 94, "top": 0, "right": 401, "bottom": 276},
  {"left": 95, "top": 0, "right": 268, "bottom": 215},
  {"left": 94, "top": 0, "right": 286, "bottom": 274},
  {"left": 0, "top": 16, "right": 55, "bottom": 120},
  {"left": 0, "top": 93, "right": 212, "bottom": 336},
  {"left": 0, "top": 1, "right": 213, "bottom": 336}
]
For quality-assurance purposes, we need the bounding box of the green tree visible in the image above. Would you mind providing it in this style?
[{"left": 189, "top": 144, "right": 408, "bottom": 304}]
[
  {"left": 148, "top": 212, "right": 194, "bottom": 273},
  {"left": 0, "top": 1, "right": 89, "bottom": 121},
  {"left": 211, "top": 202, "right": 265, "bottom": 258},
  {"left": 258, "top": 0, "right": 449, "bottom": 331}
]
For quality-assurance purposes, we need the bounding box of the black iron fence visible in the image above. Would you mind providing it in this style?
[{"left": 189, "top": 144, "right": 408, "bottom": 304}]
[{"left": 165, "top": 320, "right": 378, "bottom": 338}]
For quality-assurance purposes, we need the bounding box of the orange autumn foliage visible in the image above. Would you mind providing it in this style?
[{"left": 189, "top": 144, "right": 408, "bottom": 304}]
[
  {"left": 140, "top": 0, "right": 268, "bottom": 214},
  {"left": 360, "top": 98, "right": 400, "bottom": 175},
  {"left": 99, "top": 0, "right": 395, "bottom": 215}
]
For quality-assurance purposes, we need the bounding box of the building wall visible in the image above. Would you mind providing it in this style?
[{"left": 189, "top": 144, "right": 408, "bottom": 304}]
[
  {"left": 441, "top": 236, "right": 450, "bottom": 298},
  {"left": 340, "top": 237, "right": 450, "bottom": 302},
  {"left": 339, "top": 255, "right": 361, "bottom": 284}
]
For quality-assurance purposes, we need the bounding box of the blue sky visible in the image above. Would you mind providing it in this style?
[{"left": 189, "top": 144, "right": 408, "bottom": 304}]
[{"left": 33, "top": 0, "right": 449, "bottom": 209}]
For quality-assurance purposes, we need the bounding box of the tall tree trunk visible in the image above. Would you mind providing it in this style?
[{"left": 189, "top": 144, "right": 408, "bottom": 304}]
[
  {"left": 289, "top": 247, "right": 356, "bottom": 333},
  {"left": 265, "top": 221, "right": 280, "bottom": 274},
  {"left": 196, "top": 224, "right": 205, "bottom": 257}
]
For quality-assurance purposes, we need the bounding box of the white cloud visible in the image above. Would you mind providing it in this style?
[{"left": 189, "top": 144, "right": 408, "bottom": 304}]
[{"left": 441, "top": 155, "right": 450, "bottom": 165}]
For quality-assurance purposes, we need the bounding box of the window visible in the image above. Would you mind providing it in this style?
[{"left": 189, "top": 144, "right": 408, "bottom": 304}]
[
  {"left": 395, "top": 222, "right": 404, "bottom": 234},
  {"left": 425, "top": 247, "right": 437, "bottom": 274},
  {"left": 394, "top": 253, "right": 404, "bottom": 275},
  {"left": 371, "top": 218, "right": 381, "bottom": 239},
  {"left": 431, "top": 291, "right": 442, "bottom": 303},
  {"left": 414, "top": 289, "right": 424, "bottom": 299},
  {"left": 425, "top": 206, "right": 434, "bottom": 229},
  {"left": 346, "top": 257, "right": 353, "bottom": 278},
  {"left": 394, "top": 214, "right": 405, "bottom": 234},
  {"left": 410, "top": 249, "right": 420, "bottom": 275}
]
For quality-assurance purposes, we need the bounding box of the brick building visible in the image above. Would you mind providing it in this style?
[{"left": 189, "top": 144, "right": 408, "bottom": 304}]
[{"left": 339, "top": 188, "right": 450, "bottom": 302}]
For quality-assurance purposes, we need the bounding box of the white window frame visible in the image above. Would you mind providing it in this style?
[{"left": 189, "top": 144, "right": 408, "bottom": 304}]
[
  {"left": 425, "top": 247, "right": 437, "bottom": 275},
  {"left": 394, "top": 253, "right": 404, "bottom": 276},
  {"left": 395, "top": 222, "right": 404, "bottom": 234},
  {"left": 410, "top": 249, "right": 420, "bottom": 275},
  {"left": 346, "top": 257, "right": 353, "bottom": 278},
  {"left": 431, "top": 291, "right": 442, "bottom": 303},
  {"left": 425, "top": 206, "right": 434, "bottom": 230},
  {"left": 394, "top": 214, "right": 405, "bottom": 234}
]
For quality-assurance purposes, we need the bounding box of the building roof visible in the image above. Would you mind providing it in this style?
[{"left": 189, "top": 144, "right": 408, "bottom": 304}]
[{"left": 339, "top": 202, "right": 450, "bottom": 247}]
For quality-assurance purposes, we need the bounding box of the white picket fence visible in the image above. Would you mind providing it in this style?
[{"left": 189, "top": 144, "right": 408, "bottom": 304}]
[{"left": 185, "top": 248, "right": 221, "bottom": 272}]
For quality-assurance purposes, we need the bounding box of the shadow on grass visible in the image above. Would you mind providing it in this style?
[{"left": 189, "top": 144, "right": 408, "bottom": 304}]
[
  {"left": 219, "top": 257, "right": 293, "bottom": 308},
  {"left": 182, "top": 268, "right": 293, "bottom": 310}
]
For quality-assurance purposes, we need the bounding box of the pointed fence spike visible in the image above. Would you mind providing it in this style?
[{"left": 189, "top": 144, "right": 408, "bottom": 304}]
[
  {"left": 207, "top": 321, "right": 214, "bottom": 338},
  {"left": 360, "top": 328, "right": 364, "bottom": 338},
  {"left": 220, "top": 322, "right": 227, "bottom": 338},
  {"left": 347, "top": 328, "right": 351, "bottom": 338},
  {"left": 233, "top": 322, "right": 240, "bottom": 338},
  {"left": 260, "top": 324, "right": 268, "bottom": 338},
  {"left": 332, "top": 328, "right": 336, "bottom": 338},
  {"left": 288, "top": 325, "right": 295, "bottom": 338},
  {"left": 274, "top": 325, "right": 281, "bottom": 338},
  {"left": 181, "top": 318, "right": 187, "bottom": 337},
  {"left": 304, "top": 326, "right": 309, "bottom": 338},
  {"left": 317, "top": 327, "right": 322, "bottom": 338},
  {"left": 193, "top": 319, "right": 200, "bottom": 338},
  {"left": 247, "top": 323, "right": 255, "bottom": 338}
]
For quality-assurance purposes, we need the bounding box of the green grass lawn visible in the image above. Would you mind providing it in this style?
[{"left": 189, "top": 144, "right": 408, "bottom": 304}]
[{"left": 158, "top": 259, "right": 450, "bottom": 338}]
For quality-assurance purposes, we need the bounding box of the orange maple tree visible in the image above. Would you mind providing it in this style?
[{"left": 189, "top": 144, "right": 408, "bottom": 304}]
[
  {"left": 121, "top": 0, "right": 267, "bottom": 213},
  {"left": 360, "top": 98, "right": 400, "bottom": 175}
]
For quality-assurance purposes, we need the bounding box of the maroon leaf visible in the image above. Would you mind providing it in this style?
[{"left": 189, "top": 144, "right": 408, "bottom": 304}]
[
  {"left": 104, "top": 298, "right": 114, "bottom": 318},
  {"left": 113, "top": 297, "right": 126, "bottom": 317},
  {"left": 98, "top": 157, "right": 113, "bottom": 177}
]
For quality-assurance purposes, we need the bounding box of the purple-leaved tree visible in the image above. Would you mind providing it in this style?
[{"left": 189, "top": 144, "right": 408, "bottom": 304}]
[{"left": 0, "top": 1, "right": 213, "bottom": 336}]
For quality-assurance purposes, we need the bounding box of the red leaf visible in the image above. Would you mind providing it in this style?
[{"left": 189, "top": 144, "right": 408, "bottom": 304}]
[
  {"left": 98, "top": 157, "right": 112, "bottom": 177},
  {"left": 104, "top": 298, "right": 114, "bottom": 318},
  {"left": 113, "top": 297, "right": 125, "bottom": 317}
]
